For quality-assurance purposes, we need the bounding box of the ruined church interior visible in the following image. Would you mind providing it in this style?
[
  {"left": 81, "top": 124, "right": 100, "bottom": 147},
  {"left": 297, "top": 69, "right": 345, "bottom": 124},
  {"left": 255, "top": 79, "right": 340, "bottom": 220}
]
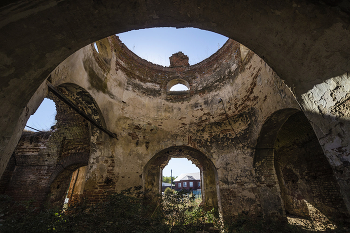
[{"left": 0, "top": 0, "right": 350, "bottom": 231}]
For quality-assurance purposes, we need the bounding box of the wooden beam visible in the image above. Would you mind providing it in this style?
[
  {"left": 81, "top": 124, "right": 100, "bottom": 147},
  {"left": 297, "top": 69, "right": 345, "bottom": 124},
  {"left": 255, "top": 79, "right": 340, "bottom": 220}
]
[{"left": 47, "top": 82, "right": 118, "bottom": 139}]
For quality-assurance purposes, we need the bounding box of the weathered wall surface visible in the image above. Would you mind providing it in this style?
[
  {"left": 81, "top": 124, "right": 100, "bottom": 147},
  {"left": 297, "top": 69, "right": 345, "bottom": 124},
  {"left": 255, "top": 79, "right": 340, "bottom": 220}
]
[
  {"left": 301, "top": 75, "right": 350, "bottom": 215},
  {"left": 274, "top": 112, "right": 348, "bottom": 223},
  {"left": 3, "top": 33, "right": 349, "bottom": 224},
  {"left": 1, "top": 4, "right": 350, "bottom": 218},
  {"left": 45, "top": 36, "right": 301, "bottom": 219},
  {"left": 1, "top": 91, "right": 92, "bottom": 207}
]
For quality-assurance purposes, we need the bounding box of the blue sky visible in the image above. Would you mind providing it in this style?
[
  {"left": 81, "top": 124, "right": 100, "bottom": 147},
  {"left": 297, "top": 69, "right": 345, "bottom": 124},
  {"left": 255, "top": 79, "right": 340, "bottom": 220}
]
[
  {"left": 25, "top": 27, "right": 227, "bottom": 177},
  {"left": 118, "top": 27, "right": 227, "bottom": 66},
  {"left": 163, "top": 158, "right": 199, "bottom": 178}
]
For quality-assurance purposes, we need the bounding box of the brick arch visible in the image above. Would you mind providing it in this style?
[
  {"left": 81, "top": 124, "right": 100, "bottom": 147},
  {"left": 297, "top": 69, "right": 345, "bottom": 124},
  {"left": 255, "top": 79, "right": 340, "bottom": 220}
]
[
  {"left": 274, "top": 111, "right": 349, "bottom": 224},
  {"left": 254, "top": 108, "right": 349, "bottom": 224},
  {"left": 46, "top": 154, "right": 89, "bottom": 208},
  {"left": 56, "top": 83, "right": 106, "bottom": 127},
  {"left": 43, "top": 82, "right": 107, "bottom": 208},
  {"left": 143, "top": 146, "right": 220, "bottom": 212},
  {"left": 254, "top": 108, "right": 300, "bottom": 218},
  {"left": 48, "top": 153, "right": 90, "bottom": 186}
]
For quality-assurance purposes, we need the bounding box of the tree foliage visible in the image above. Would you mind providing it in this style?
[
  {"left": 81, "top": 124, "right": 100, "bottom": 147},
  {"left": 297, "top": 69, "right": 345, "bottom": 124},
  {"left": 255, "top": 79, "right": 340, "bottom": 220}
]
[
  {"left": 162, "top": 176, "right": 177, "bottom": 184},
  {"left": 164, "top": 187, "right": 174, "bottom": 195}
]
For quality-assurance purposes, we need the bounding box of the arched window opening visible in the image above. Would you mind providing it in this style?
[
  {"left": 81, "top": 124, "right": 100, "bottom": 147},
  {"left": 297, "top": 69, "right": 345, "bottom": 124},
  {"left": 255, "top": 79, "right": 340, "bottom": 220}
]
[
  {"left": 47, "top": 165, "right": 88, "bottom": 209},
  {"left": 166, "top": 79, "right": 190, "bottom": 93},
  {"left": 169, "top": 84, "right": 189, "bottom": 92},
  {"left": 24, "top": 98, "right": 56, "bottom": 132},
  {"left": 144, "top": 146, "right": 220, "bottom": 216}
]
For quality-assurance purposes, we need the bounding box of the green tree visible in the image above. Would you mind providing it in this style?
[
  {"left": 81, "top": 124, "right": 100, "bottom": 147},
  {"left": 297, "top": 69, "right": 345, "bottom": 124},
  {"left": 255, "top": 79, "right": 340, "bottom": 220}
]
[{"left": 162, "top": 176, "right": 177, "bottom": 183}]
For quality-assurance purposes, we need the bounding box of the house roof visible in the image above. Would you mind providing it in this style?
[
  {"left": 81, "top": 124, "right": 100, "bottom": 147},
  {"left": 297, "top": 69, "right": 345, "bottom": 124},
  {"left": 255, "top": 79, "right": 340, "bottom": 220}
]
[{"left": 174, "top": 172, "right": 200, "bottom": 182}]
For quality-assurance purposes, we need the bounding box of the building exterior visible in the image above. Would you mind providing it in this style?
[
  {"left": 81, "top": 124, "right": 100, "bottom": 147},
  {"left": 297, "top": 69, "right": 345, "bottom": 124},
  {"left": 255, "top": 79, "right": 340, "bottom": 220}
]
[{"left": 174, "top": 173, "right": 201, "bottom": 191}]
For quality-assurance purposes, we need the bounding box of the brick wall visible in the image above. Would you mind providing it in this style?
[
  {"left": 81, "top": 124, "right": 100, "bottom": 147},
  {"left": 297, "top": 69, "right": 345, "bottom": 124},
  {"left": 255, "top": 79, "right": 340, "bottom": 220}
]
[{"left": 274, "top": 112, "right": 349, "bottom": 223}]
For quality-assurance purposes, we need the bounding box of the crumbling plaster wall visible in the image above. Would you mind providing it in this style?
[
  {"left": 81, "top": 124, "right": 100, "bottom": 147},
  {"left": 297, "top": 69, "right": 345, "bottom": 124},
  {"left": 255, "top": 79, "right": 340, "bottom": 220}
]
[
  {"left": 301, "top": 75, "right": 350, "bottom": 214},
  {"left": 46, "top": 36, "right": 300, "bottom": 219},
  {"left": 1, "top": 2, "right": 350, "bottom": 207}
]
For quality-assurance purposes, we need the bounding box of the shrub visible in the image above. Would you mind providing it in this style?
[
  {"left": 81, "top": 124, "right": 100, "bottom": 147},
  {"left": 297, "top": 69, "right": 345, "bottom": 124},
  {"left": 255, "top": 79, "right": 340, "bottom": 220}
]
[{"left": 164, "top": 187, "right": 174, "bottom": 195}]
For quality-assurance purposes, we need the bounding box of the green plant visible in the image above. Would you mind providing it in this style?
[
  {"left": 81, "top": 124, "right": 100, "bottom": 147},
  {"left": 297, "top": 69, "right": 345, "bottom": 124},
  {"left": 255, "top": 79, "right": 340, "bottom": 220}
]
[{"left": 164, "top": 187, "right": 174, "bottom": 195}]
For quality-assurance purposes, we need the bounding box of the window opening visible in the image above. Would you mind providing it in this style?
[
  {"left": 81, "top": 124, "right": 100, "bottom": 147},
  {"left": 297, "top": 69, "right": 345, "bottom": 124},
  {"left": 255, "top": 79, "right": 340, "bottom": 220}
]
[
  {"left": 169, "top": 83, "right": 189, "bottom": 92},
  {"left": 94, "top": 43, "right": 99, "bottom": 53},
  {"left": 25, "top": 98, "right": 56, "bottom": 132}
]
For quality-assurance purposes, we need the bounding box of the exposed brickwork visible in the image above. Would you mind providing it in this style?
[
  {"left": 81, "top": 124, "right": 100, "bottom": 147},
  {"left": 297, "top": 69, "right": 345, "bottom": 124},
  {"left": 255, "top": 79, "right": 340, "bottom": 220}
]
[
  {"left": 274, "top": 112, "right": 349, "bottom": 223},
  {"left": 169, "top": 52, "right": 189, "bottom": 67},
  {"left": 0, "top": 155, "right": 16, "bottom": 194},
  {"left": 110, "top": 36, "right": 241, "bottom": 100},
  {"left": 1, "top": 88, "right": 93, "bottom": 208}
]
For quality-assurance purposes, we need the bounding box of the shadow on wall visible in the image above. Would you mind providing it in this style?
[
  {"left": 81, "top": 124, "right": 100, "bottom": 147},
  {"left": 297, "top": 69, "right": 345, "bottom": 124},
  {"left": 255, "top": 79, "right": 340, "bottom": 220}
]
[{"left": 254, "top": 108, "right": 349, "bottom": 225}]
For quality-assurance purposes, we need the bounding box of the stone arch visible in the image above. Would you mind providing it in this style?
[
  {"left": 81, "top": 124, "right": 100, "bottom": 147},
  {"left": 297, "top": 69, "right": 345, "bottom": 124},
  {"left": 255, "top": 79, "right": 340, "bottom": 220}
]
[
  {"left": 254, "top": 108, "right": 349, "bottom": 224},
  {"left": 0, "top": 82, "right": 108, "bottom": 208},
  {"left": 46, "top": 156, "right": 88, "bottom": 208},
  {"left": 55, "top": 83, "right": 106, "bottom": 128},
  {"left": 143, "top": 146, "right": 220, "bottom": 211},
  {"left": 254, "top": 108, "right": 299, "bottom": 218}
]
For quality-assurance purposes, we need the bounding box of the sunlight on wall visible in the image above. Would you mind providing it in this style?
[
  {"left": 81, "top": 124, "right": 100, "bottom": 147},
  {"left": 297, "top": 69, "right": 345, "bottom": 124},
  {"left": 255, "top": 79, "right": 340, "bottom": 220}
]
[{"left": 287, "top": 200, "right": 336, "bottom": 231}]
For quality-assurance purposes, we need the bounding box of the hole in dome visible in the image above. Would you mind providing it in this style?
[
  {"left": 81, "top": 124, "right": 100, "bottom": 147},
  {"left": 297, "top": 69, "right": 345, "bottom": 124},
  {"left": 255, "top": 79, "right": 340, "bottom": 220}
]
[
  {"left": 169, "top": 84, "right": 189, "bottom": 91},
  {"left": 117, "top": 27, "right": 228, "bottom": 66}
]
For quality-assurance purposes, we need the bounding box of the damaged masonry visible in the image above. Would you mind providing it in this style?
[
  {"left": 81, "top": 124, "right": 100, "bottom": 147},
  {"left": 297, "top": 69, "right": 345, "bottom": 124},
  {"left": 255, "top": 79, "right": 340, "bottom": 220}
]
[{"left": 1, "top": 34, "right": 350, "bottom": 229}]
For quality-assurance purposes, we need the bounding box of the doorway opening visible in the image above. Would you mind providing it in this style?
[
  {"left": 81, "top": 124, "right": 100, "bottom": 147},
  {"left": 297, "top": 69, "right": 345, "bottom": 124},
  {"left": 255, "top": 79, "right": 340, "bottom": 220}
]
[
  {"left": 254, "top": 109, "right": 348, "bottom": 229},
  {"left": 144, "top": 146, "right": 219, "bottom": 212},
  {"left": 162, "top": 158, "right": 201, "bottom": 199}
]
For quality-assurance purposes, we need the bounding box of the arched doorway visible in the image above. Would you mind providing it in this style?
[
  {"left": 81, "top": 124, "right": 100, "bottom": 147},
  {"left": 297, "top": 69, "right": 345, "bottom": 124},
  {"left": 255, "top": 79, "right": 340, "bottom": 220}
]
[
  {"left": 144, "top": 146, "right": 220, "bottom": 212},
  {"left": 45, "top": 82, "right": 107, "bottom": 208},
  {"left": 254, "top": 108, "right": 349, "bottom": 225}
]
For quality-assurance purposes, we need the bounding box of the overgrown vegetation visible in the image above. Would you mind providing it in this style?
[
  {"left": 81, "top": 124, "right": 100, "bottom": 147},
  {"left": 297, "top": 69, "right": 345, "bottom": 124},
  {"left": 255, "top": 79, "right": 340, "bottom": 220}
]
[
  {"left": 0, "top": 189, "right": 348, "bottom": 233},
  {"left": 163, "top": 176, "right": 177, "bottom": 184}
]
